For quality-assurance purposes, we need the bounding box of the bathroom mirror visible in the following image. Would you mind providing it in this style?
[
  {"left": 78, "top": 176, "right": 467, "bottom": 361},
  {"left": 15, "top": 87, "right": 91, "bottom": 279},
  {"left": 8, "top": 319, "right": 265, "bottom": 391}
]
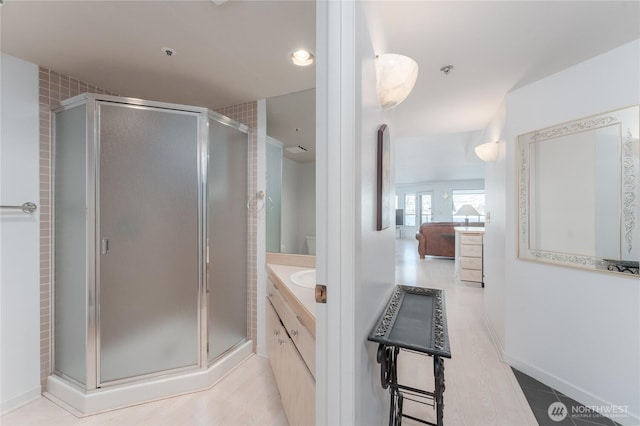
[
  {"left": 517, "top": 105, "right": 639, "bottom": 275},
  {"left": 266, "top": 89, "right": 316, "bottom": 255}
]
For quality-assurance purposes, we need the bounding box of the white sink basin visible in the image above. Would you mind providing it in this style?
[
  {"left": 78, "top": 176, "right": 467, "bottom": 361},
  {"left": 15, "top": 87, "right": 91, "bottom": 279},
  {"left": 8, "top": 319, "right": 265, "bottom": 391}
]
[{"left": 290, "top": 269, "right": 316, "bottom": 289}]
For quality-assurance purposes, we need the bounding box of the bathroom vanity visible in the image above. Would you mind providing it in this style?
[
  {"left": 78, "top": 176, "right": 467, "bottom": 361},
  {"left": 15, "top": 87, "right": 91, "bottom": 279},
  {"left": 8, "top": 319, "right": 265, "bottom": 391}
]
[{"left": 266, "top": 254, "right": 316, "bottom": 426}]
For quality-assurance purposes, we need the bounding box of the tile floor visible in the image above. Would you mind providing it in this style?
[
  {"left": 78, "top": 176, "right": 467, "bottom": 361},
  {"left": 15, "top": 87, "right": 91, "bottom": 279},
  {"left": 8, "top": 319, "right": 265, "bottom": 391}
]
[
  {"left": 1, "top": 355, "right": 287, "bottom": 426},
  {"left": 512, "top": 368, "right": 621, "bottom": 426}
]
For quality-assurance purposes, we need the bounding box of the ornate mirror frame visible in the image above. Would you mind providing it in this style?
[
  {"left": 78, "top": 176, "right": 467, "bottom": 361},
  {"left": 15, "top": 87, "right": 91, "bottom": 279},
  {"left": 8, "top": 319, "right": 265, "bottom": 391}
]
[{"left": 517, "top": 105, "right": 639, "bottom": 275}]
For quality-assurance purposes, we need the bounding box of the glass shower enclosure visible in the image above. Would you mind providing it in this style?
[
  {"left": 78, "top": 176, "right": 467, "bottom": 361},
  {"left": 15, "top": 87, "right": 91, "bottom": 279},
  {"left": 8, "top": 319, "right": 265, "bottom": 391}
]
[{"left": 50, "top": 94, "right": 249, "bottom": 413}]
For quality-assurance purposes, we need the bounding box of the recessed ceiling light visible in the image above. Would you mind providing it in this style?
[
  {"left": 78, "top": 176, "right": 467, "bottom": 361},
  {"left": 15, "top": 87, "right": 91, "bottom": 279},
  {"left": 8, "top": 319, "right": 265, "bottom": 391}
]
[{"left": 291, "top": 49, "right": 314, "bottom": 66}]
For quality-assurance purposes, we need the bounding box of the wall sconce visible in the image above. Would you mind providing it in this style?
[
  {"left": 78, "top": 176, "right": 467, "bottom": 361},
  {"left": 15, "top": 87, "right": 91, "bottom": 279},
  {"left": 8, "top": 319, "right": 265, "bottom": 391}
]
[
  {"left": 474, "top": 140, "right": 500, "bottom": 162},
  {"left": 376, "top": 54, "right": 419, "bottom": 110}
]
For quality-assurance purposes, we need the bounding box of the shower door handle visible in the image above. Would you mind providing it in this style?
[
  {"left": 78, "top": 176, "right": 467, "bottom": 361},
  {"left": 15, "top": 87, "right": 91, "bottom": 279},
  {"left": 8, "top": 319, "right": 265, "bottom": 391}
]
[{"left": 101, "top": 238, "right": 110, "bottom": 255}]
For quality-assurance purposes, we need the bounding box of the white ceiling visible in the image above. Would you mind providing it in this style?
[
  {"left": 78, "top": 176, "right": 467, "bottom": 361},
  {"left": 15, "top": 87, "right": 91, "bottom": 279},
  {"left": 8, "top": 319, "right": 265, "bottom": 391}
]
[
  {"left": 0, "top": 0, "right": 315, "bottom": 109},
  {"left": 1, "top": 1, "right": 638, "bottom": 184},
  {"left": 369, "top": 1, "right": 640, "bottom": 137},
  {"left": 267, "top": 88, "right": 316, "bottom": 163},
  {"left": 394, "top": 131, "right": 486, "bottom": 185}
]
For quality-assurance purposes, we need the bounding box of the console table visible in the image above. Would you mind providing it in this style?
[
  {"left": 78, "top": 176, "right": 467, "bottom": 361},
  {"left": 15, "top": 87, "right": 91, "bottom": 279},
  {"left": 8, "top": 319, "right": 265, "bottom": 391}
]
[{"left": 368, "top": 286, "right": 451, "bottom": 426}]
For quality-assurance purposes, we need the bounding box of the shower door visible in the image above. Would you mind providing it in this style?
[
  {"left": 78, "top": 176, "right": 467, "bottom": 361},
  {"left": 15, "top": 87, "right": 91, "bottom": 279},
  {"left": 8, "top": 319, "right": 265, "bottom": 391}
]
[
  {"left": 54, "top": 103, "right": 88, "bottom": 385},
  {"left": 97, "top": 102, "right": 201, "bottom": 384},
  {"left": 207, "top": 116, "right": 248, "bottom": 361}
]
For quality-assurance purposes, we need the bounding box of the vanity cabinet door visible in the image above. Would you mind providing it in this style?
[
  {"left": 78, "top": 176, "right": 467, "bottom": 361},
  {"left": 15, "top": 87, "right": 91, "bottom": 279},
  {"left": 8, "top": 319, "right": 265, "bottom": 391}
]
[
  {"left": 281, "top": 331, "right": 316, "bottom": 426},
  {"left": 266, "top": 297, "right": 316, "bottom": 425},
  {"left": 267, "top": 278, "right": 315, "bottom": 377},
  {"left": 266, "top": 301, "right": 284, "bottom": 391}
]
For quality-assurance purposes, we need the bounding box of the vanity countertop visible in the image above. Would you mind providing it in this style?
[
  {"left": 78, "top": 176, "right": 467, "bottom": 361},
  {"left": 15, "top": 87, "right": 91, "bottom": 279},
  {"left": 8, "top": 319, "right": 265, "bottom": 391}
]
[{"left": 267, "top": 262, "right": 316, "bottom": 335}]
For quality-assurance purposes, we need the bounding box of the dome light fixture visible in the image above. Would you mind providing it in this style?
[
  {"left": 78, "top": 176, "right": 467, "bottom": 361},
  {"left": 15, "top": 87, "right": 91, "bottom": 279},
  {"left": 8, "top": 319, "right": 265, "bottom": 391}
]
[
  {"left": 375, "top": 53, "right": 419, "bottom": 110},
  {"left": 291, "top": 49, "right": 314, "bottom": 66}
]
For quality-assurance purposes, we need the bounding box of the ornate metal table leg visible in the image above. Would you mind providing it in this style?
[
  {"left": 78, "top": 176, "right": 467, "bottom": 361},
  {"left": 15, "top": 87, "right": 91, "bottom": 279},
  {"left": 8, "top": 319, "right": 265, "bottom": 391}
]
[
  {"left": 434, "top": 356, "right": 445, "bottom": 426},
  {"left": 378, "top": 344, "right": 403, "bottom": 426},
  {"left": 396, "top": 392, "right": 403, "bottom": 426},
  {"left": 389, "top": 387, "right": 396, "bottom": 426}
]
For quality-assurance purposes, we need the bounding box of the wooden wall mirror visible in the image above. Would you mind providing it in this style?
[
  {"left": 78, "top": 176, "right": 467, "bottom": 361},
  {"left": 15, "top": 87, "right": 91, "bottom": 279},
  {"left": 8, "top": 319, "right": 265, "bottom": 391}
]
[{"left": 517, "top": 105, "right": 639, "bottom": 275}]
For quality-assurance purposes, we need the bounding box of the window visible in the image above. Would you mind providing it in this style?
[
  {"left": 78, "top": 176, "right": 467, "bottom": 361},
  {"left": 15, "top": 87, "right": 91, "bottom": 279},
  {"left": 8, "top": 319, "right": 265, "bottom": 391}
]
[
  {"left": 452, "top": 189, "right": 485, "bottom": 222},
  {"left": 404, "top": 194, "right": 416, "bottom": 226},
  {"left": 419, "top": 192, "right": 433, "bottom": 223}
]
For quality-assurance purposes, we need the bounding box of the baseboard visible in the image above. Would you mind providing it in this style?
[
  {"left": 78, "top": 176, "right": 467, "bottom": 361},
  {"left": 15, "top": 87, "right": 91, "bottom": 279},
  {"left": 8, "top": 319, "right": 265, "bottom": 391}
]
[
  {"left": 504, "top": 354, "right": 640, "bottom": 426},
  {"left": 483, "top": 314, "right": 505, "bottom": 362},
  {"left": 0, "top": 387, "right": 41, "bottom": 415}
]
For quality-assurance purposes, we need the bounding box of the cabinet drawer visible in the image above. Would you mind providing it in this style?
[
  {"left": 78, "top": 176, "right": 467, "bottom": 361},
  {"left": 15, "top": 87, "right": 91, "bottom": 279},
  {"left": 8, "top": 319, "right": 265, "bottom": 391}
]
[
  {"left": 460, "top": 257, "right": 482, "bottom": 270},
  {"left": 460, "top": 269, "right": 483, "bottom": 282},
  {"left": 460, "top": 244, "right": 482, "bottom": 257},
  {"left": 460, "top": 234, "right": 483, "bottom": 245},
  {"left": 267, "top": 279, "right": 316, "bottom": 378}
]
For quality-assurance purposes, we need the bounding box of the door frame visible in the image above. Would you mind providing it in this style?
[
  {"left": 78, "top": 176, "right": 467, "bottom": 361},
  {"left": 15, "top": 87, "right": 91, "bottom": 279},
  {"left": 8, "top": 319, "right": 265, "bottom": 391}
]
[{"left": 315, "top": 1, "right": 358, "bottom": 424}]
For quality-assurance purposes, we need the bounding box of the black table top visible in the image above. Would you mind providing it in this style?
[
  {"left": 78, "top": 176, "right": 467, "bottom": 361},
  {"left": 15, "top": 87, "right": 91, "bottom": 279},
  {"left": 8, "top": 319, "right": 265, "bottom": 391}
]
[{"left": 368, "top": 285, "right": 451, "bottom": 358}]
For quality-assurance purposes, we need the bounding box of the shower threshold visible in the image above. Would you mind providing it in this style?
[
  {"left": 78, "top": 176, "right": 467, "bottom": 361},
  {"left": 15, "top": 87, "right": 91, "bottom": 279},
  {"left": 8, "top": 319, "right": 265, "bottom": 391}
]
[{"left": 44, "top": 340, "right": 253, "bottom": 416}]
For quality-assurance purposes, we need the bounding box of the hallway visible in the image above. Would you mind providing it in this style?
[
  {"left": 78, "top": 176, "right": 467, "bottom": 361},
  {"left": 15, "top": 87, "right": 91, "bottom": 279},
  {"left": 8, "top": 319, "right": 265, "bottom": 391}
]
[
  {"left": 393, "top": 238, "right": 537, "bottom": 425},
  {"left": 2, "top": 240, "right": 537, "bottom": 426}
]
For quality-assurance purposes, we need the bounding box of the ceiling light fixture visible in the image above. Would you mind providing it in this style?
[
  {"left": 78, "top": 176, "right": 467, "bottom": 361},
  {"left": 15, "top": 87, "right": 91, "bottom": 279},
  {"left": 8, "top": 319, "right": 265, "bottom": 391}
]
[
  {"left": 375, "top": 53, "right": 419, "bottom": 110},
  {"left": 475, "top": 141, "right": 500, "bottom": 162},
  {"left": 161, "top": 47, "right": 176, "bottom": 57},
  {"left": 291, "top": 50, "right": 314, "bottom": 66},
  {"left": 440, "top": 65, "right": 454, "bottom": 75}
]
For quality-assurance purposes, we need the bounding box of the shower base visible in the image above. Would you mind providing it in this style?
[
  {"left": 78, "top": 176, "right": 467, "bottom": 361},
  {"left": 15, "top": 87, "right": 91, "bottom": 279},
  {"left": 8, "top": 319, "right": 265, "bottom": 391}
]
[{"left": 44, "top": 340, "right": 252, "bottom": 416}]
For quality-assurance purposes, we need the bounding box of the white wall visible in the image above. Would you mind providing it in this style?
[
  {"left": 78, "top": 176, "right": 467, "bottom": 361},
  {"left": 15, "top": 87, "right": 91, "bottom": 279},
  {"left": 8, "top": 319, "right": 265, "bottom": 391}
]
[
  {"left": 0, "top": 53, "right": 42, "bottom": 413},
  {"left": 281, "top": 158, "right": 315, "bottom": 254},
  {"left": 281, "top": 157, "right": 299, "bottom": 253},
  {"left": 482, "top": 101, "right": 507, "bottom": 353},
  {"left": 484, "top": 39, "right": 640, "bottom": 424},
  {"left": 356, "top": 2, "right": 397, "bottom": 424},
  {"left": 298, "top": 162, "right": 315, "bottom": 252}
]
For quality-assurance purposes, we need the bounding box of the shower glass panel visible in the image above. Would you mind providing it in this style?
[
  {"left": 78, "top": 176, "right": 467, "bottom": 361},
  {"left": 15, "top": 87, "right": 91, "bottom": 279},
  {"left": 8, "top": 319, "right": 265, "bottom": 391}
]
[
  {"left": 266, "top": 141, "right": 282, "bottom": 252},
  {"left": 207, "top": 117, "right": 248, "bottom": 361},
  {"left": 54, "top": 104, "right": 88, "bottom": 384},
  {"left": 98, "top": 103, "right": 200, "bottom": 383}
]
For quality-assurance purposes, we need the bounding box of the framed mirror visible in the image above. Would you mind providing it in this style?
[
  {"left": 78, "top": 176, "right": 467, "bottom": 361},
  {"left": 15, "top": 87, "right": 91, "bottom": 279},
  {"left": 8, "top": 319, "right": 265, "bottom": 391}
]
[{"left": 517, "top": 105, "right": 639, "bottom": 275}]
